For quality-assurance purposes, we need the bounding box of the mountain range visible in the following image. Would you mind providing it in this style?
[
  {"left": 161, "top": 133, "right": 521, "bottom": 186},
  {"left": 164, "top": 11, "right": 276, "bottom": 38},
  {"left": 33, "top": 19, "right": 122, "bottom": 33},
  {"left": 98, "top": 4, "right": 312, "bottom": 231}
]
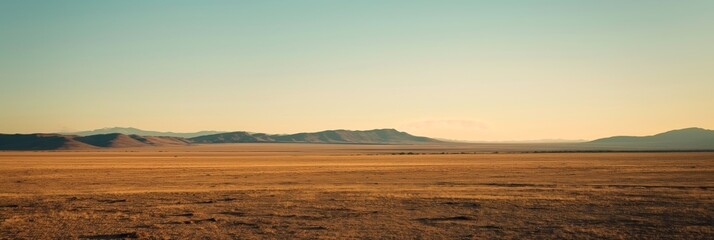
[
  {"left": 1, "top": 127, "right": 713, "bottom": 151},
  {"left": 0, "top": 129, "right": 439, "bottom": 150}
]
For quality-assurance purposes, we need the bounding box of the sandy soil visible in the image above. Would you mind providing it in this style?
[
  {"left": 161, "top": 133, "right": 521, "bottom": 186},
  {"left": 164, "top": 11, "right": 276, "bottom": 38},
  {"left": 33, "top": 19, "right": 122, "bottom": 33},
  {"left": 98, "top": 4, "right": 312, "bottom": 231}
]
[{"left": 0, "top": 144, "right": 712, "bottom": 239}]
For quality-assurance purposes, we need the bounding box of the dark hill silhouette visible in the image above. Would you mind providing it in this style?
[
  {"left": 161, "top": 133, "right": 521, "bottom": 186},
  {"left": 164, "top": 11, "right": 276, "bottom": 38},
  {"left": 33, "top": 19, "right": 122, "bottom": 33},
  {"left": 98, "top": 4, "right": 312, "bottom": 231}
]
[
  {"left": 0, "top": 134, "right": 97, "bottom": 150},
  {"left": 63, "top": 127, "right": 225, "bottom": 138},
  {"left": 587, "top": 127, "right": 714, "bottom": 150},
  {"left": 190, "top": 129, "right": 441, "bottom": 144},
  {"left": 0, "top": 133, "right": 190, "bottom": 150}
]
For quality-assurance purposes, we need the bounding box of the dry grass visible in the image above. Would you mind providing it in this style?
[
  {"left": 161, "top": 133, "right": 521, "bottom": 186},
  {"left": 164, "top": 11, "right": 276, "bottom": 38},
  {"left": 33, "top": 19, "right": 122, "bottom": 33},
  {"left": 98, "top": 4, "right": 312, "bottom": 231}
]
[{"left": 0, "top": 144, "right": 712, "bottom": 239}]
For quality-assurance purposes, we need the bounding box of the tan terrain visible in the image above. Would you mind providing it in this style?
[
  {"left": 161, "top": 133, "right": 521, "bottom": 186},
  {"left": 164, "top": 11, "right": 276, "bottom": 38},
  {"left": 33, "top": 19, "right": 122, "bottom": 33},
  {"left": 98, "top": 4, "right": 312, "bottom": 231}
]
[{"left": 0, "top": 144, "right": 712, "bottom": 239}]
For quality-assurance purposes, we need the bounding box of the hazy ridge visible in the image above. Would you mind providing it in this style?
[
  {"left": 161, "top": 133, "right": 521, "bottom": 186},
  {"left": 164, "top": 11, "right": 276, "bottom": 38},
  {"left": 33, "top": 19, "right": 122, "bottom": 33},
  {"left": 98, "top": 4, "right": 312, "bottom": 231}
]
[{"left": 62, "top": 127, "right": 225, "bottom": 138}]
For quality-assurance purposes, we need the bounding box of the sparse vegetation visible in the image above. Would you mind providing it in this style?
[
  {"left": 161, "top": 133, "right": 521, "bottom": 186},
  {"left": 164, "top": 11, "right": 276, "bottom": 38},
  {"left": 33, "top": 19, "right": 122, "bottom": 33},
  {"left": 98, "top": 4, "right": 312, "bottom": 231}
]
[{"left": 0, "top": 147, "right": 712, "bottom": 239}]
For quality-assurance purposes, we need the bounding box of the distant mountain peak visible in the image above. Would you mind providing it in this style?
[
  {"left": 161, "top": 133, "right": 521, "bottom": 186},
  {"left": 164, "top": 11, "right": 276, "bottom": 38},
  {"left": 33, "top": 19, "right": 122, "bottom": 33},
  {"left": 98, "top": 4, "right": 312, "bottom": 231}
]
[{"left": 655, "top": 127, "right": 710, "bottom": 135}]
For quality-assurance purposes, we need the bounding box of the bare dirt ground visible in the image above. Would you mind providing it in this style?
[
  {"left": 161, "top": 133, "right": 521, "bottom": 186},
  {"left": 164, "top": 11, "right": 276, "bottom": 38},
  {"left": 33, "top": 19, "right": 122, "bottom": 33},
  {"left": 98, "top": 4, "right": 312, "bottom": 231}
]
[{"left": 0, "top": 144, "right": 712, "bottom": 239}]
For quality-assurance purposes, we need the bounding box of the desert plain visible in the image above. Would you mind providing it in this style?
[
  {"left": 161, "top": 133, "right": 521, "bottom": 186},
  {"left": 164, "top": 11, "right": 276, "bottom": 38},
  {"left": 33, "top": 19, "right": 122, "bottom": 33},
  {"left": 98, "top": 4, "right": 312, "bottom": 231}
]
[{"left": 0, "top": 144, "right": 712, "bottom": 239}]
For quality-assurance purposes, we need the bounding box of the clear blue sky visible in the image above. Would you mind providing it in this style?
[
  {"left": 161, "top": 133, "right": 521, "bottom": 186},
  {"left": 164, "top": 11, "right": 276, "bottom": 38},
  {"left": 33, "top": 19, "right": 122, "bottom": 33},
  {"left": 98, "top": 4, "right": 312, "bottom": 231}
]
[{"left": 1, "top": 1, "right": 713, "bottom": 141}]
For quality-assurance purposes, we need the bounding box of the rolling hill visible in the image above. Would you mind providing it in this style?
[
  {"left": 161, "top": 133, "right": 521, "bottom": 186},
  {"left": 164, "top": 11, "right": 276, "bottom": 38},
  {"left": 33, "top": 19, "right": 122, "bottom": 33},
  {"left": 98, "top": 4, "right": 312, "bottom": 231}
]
[
  {"left": 62, "top": 127, "right": 225, "bottom": 138},
  {"left": 190, "top": 129, "right": 442, "bottom": 144},
  {"left": 76, "top": 133, "right": 190, "bottom": 148},
  {"left": 586, "top": 127, "right": 714, "bottom": 150}
]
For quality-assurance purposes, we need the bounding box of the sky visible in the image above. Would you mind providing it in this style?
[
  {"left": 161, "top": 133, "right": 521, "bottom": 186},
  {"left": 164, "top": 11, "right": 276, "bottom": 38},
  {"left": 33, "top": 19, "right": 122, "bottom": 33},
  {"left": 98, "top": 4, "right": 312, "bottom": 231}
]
[{"left": 1, "top": 1, "right": 713, "bottom": 141}]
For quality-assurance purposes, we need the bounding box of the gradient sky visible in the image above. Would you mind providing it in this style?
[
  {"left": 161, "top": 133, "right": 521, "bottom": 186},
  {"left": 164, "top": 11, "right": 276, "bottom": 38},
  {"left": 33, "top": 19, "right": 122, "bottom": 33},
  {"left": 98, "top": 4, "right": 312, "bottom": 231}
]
[{"left": 1, "top": 1, "right": 713, "bottom": 141}]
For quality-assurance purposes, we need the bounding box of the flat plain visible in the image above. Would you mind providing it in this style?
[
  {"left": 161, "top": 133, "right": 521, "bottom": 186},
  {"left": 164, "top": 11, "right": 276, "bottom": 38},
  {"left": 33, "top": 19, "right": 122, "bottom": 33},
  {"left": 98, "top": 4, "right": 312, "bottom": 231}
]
[{"left": 0, "top": 144, "right": 712, "bottom": 239}]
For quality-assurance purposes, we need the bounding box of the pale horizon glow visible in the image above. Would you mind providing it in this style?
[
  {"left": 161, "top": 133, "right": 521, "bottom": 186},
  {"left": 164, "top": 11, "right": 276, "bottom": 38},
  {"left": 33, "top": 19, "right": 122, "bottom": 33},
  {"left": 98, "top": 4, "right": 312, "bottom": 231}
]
[{"left": 1, "top": 1, "right": 713, "bottom": 141}]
